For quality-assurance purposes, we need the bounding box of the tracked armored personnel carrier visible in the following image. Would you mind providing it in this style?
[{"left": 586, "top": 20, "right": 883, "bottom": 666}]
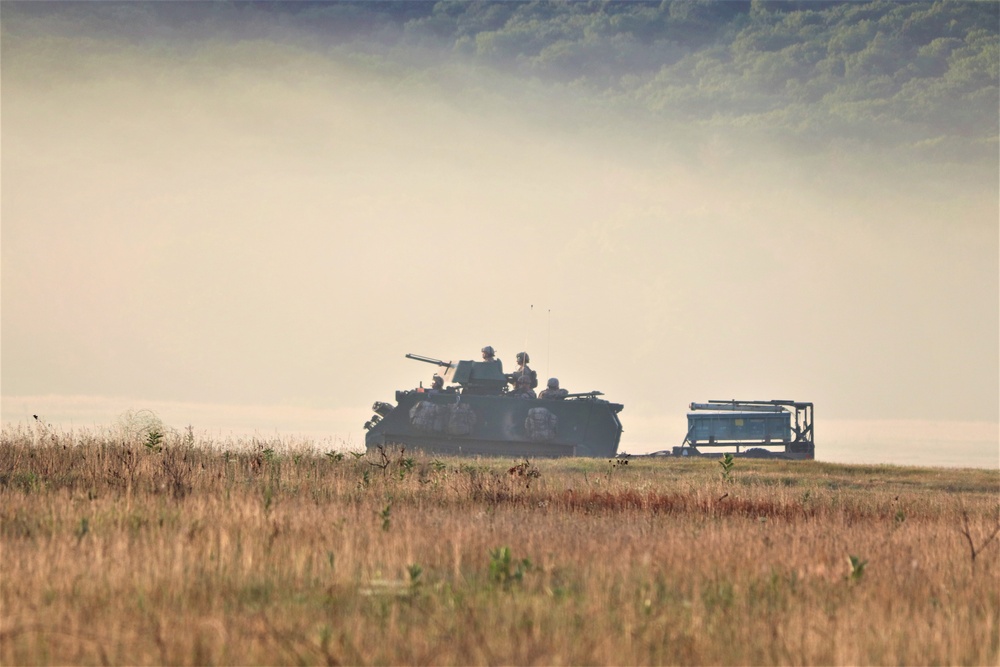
[{"left": 363, "top": 353, "right": 624, "bottom": 457}]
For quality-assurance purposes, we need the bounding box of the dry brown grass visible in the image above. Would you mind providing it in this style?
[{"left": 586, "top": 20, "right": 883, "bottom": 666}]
[{"left": 1, "top": 425, "right": 998, "bottom": 665}]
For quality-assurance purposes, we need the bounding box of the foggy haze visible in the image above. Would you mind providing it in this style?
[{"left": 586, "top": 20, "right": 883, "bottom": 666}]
[{"left": 2, "top": 9, "right": 997, "bottom": 464}]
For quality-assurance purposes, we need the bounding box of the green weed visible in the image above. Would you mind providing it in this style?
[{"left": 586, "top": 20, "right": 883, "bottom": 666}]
[
  {"left": 144, "top": 429, "right": 163, "bottom": 452},
  {"left": 488, "top": 546, "right": 531, "bottom": 589},
  {"left": 846, "top": 554, "right": 868, "bottom": 582},
  {"left": 720, "top": 453, "right": 735, "bottom": 483},
  {"left": 407, "top": 563, "right": 423, "bottom": 590}
]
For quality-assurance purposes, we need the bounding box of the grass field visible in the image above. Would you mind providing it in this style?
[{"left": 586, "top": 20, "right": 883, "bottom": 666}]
[{"left": 1, "top": 425, "right": 998, "bottom": 665}]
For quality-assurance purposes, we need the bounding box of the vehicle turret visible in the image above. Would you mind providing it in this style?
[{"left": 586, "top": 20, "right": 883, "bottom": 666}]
[{"left": 406, "top": 352, "right": 506, "bottom": 395}]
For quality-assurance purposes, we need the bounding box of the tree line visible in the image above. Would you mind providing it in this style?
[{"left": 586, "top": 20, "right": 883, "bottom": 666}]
[
  {"left": 9, "top": 0, "right": 998, "bottom": 159},
  {"left": 262, "top": 0, "right": 1000, "bottom": 159}
]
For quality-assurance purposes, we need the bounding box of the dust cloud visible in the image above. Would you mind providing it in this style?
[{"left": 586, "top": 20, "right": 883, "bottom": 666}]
[{"left": 2, "top": 13, "right": 997, "bottom": 463}]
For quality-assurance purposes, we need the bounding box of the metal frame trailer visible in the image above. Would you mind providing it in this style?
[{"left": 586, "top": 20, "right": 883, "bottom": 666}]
[{"left": 675, "top": 399, "right": 814, "bottom": 460}]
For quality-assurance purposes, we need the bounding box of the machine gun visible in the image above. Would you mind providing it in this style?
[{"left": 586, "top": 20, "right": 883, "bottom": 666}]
[
  {"left": 405, "top": 353, "right": 455, "bottom": 371},
  {"left": 565, "top": 391, "right": 605, "bottom": 399}
]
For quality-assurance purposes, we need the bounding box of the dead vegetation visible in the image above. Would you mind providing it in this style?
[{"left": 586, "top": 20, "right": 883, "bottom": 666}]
[{"left": 1, "top": 426, "right": 997, "bottom": 665}]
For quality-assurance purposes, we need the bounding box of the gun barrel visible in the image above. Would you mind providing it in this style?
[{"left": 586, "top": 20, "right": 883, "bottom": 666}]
[
  {"left": 565, "top": 391, "right": 604, "bottom": 399},
  {"left": 405, "top": 353, "right": 455, "bottom": 368}
]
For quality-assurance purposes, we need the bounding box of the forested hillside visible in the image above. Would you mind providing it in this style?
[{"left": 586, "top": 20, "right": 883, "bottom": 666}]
[{"left": 5, "top": 0, "right": 998, "bottom": 159}]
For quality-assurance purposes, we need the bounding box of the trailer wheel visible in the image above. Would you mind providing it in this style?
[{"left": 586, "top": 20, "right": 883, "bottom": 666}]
[{"left": 743, "top": 448, "right": 771, "bottom": 458}]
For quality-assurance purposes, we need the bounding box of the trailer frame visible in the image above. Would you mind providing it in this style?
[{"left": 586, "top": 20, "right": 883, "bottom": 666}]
[{"left": 675, "top": 399, "right": 814, "bottom": 460}]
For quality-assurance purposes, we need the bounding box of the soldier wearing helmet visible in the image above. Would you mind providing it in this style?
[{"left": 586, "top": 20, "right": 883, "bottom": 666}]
[
  {"left": 428, "top": 374, "right": 445, "bottom": 395},
  {"left": 539, "top": 377, "right": 569, "bottom": 400},
  {"left": 478, "top": 345, "right": 503, "bottom": 378},
  {"left": 507, "top": 351, "right": 537, "bottom": 389},
  {"left": 509, "top": 373, "right": 537, "bottom": 399}
]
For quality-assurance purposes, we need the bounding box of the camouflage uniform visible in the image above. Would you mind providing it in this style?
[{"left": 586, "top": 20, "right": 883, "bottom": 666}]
[
  {"left": 539, "top": 378, "right": 568, "bottom": 400},
  {"left": 508, "top": 352, "right": 538, "bottom": 389},
  {"left": 509, "top": 364, "right": 536, "bottom": 386},
  {"left": 509, "top": 376, "right": 537, "bottom": 399}
]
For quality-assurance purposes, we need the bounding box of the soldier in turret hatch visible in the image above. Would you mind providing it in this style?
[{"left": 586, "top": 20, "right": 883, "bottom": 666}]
[
  {"left": 509, "top": 374, "right": 537, "bottom": 399},
  {"left": 539, "top": 377, "right": 568, "bottom": 400},
  {"left": 428, "top": 374, "right": 445, "bottom": 395},
  {"left": 508, "top": 351, "right": 537, "bottom": 389},
  {"left": 481, "top": 345, "right": 504, "bottom": 375}
]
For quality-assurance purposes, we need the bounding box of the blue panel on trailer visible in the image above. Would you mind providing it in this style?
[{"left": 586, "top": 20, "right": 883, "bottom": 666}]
[{"left": 686, "top": 412, "right": 791, "bottom": 443}]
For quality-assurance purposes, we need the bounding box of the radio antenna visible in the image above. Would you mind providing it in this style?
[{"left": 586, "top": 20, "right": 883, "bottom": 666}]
[
  {"left": 547, "top": 308, "right": 551, "bottom": 379},
  {"left": 525, "top": 304, "right": 532, "bottom": 358}
]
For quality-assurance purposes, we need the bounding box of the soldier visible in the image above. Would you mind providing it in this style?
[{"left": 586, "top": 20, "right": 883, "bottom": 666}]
[
  {"left": 480, "top": 345, "right": 504, "bottom": 375},
  {"left": 508, "top": 351, "right": 537, "bottom": 389},
  {"left": 428, "top": 374, "right": 445, "bottom": 395},
  {"left": 509, "top": 374, "right": 537, "bottom": 399},
  {"left": 539, "top": 377, "right": 569, "bottom": 400}
]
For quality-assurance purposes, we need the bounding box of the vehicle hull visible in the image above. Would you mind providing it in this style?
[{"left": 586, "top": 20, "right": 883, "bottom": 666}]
[{"left": 365, "top": 391, "right": 623, "bottom": 458}]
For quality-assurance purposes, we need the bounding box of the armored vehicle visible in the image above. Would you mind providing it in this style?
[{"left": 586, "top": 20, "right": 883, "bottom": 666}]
[{"left": 363, "top": 353, "right": 624, "bottom": 457}]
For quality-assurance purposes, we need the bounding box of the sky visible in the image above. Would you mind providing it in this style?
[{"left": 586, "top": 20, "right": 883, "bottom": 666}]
[{"left": 2, "top": 7, "right": 998, "bottom": 467}]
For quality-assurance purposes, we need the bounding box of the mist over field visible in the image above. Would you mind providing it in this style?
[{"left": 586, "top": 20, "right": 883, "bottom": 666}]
[{"left": 2, "top": 2, "right": 997, "bottom": 465}]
